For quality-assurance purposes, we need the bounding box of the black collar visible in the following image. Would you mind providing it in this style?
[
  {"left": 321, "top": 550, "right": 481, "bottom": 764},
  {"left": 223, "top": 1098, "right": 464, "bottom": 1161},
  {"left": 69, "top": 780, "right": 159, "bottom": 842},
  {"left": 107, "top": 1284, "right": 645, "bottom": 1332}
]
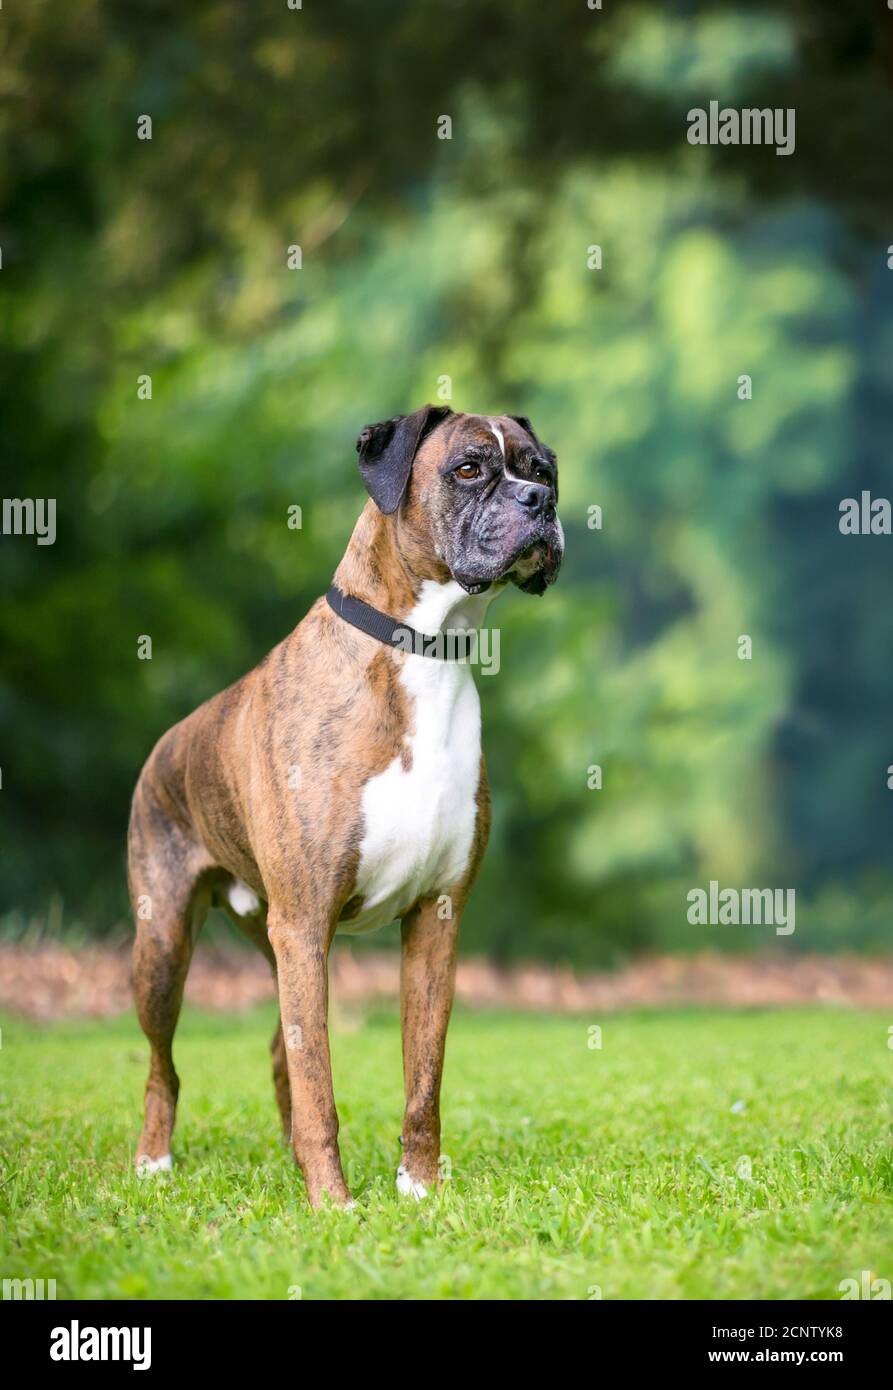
[{"left": 326, "top": 585, "right": 475, "bottom": 661}]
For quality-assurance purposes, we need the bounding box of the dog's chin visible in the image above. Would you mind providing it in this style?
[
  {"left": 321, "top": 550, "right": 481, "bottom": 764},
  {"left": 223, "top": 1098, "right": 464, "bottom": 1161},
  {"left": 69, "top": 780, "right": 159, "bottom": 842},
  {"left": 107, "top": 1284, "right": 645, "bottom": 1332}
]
[
  {"left": 504, "top": 539, "right": 562, "bottom": 595},
  {"left": 452, "top": 537, "right": 562, "bottom": 596}
]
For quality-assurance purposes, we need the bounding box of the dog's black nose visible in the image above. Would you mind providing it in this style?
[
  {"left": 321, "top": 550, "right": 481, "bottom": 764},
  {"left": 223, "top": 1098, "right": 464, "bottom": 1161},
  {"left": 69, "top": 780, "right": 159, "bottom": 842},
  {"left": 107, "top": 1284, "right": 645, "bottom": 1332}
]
[{"left": 514, "top": 482, "right": 552, "bottom": 517}]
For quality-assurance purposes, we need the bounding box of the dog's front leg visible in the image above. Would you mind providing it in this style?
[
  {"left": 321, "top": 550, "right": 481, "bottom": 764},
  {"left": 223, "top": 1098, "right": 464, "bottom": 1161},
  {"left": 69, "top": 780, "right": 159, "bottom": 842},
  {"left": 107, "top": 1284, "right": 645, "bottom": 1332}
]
[
  {"left": 268, "top": 914, "right": 351, "bottom": 1208},
  {"left": 397, "top": 896, "right": 461, "bottom": 1198}
]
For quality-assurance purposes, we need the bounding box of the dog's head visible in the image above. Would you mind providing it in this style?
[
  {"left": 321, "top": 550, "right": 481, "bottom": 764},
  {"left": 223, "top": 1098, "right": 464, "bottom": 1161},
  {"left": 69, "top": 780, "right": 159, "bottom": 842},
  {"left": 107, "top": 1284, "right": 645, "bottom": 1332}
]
[{"left": 356, "top": 406, "right": 563, "bottom": 595}]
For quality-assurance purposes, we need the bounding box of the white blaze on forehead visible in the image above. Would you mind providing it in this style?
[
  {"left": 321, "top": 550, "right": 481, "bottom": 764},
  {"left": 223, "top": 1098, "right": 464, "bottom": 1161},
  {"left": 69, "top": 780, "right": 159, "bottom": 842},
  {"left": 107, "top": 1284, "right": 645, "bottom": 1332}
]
[
  {"left": 487, "top": 416, "right": 527, "bottom": 482},
  {"left": 487, "top": 418, "right": 506, "bottom": 458}
]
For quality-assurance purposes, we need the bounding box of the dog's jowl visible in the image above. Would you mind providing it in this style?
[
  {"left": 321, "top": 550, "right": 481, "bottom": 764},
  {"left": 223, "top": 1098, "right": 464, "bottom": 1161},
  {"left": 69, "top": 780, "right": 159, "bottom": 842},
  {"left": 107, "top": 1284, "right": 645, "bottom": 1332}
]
[{"left": 129, "top": 407, "right": 563, "bottom": 1206}]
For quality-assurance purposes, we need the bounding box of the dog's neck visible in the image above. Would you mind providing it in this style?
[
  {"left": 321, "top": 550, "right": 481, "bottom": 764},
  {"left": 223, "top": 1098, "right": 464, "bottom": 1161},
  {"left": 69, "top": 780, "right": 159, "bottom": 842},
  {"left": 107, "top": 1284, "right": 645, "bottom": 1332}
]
[{"left": 333, "top": 502, "right": 501, "bottom": 633}]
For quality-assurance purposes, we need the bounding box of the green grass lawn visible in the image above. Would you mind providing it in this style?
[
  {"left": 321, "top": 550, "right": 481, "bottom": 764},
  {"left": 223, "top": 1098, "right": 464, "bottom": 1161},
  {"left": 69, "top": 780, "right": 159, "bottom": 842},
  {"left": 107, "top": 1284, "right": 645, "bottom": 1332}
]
[{"left": 1, "top": 1005, "right": 891, "bottom": 1300}]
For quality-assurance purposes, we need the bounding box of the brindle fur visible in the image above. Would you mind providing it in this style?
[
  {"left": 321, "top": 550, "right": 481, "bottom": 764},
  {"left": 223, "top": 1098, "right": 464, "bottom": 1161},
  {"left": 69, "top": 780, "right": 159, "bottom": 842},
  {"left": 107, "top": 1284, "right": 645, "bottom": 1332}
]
[{"left": 129, "top": 409, "right": 557, "bottom": 1206}]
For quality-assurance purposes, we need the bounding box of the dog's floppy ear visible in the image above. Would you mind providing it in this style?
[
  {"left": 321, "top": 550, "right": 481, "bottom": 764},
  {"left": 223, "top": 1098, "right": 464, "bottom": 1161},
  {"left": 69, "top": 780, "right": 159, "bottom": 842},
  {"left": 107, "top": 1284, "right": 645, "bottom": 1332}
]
[{"left": 357, "top": 405, "right": 452, "bottom": 514}]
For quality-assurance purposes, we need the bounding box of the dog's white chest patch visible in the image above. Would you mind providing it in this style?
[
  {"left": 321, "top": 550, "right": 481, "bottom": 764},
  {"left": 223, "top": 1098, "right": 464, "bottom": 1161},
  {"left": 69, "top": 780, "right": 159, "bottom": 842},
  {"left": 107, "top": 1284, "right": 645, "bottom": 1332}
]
[{"left": 342, "top": 582, "right": 491, "bottom": 934}]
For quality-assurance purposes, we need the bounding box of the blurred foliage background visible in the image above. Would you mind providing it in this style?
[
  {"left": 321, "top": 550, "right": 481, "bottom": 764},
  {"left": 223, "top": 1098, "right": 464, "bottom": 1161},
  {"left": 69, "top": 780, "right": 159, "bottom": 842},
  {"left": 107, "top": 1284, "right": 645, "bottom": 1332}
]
[{"left": 3, "top": 1, "right": 893, "bottom": 963}]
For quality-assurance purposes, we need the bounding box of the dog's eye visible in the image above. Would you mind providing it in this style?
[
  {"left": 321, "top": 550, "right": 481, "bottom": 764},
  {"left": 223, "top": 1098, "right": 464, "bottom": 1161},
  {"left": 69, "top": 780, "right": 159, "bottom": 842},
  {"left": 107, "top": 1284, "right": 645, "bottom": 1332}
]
[
  {"left": 456, "top": 462, "right": 481, "bottom": 480},
  {"left": 534, "top": 465, "right": 552, "bottom": 485}
]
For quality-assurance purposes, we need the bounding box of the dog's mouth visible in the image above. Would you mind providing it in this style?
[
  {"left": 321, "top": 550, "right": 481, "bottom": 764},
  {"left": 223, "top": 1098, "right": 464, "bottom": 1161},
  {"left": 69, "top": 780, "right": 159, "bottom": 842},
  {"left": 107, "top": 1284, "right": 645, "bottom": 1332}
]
[
  {"left": 453, "top": 534, "right": 563, "bottom": 597},
  {"left": 504, "top": 537, "right": 562, "bottom": 594}
]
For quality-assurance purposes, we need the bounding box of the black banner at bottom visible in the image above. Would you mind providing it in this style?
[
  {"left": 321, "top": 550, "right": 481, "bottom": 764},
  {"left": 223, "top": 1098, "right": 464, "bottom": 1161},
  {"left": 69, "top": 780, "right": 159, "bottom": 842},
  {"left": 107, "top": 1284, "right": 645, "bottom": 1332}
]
[{"left": 2, "top": 1297, "right": 888, "bottom": 1374}]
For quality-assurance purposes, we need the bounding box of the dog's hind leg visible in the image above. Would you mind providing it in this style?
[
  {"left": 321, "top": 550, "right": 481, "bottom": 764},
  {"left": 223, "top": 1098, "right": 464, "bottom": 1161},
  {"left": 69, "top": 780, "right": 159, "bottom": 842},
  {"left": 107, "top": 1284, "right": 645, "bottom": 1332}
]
[{"left": 129, "top": 790, "right": 214, "bottom": 1174}]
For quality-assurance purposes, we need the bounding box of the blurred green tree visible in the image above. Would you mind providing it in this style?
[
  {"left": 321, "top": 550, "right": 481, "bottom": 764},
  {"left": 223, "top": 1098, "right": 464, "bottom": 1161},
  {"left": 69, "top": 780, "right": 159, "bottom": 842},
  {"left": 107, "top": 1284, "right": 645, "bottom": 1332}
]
[{"left": 3, "top": 1, "right": 893, "bottom": 960}]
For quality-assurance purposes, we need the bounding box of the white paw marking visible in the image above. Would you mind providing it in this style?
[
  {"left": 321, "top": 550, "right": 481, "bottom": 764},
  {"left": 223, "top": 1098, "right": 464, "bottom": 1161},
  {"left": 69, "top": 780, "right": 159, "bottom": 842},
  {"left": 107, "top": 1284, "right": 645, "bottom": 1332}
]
[
  {"left": 228, "top": 880, "right": 261, "bottom": 916},
  {"left": 396, "top": 1163, "right": 429, "bottom": 1200},
  {"left": 136, "top": 1153, "right": 172, "bottom": 1175}
]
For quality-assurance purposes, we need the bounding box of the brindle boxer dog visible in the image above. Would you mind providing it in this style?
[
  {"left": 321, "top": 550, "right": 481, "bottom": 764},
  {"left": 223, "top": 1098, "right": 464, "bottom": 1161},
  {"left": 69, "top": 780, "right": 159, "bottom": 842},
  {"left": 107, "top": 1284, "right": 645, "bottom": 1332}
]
[{"left": 129, "top": 406, "right": 563, "bottom": 1206}]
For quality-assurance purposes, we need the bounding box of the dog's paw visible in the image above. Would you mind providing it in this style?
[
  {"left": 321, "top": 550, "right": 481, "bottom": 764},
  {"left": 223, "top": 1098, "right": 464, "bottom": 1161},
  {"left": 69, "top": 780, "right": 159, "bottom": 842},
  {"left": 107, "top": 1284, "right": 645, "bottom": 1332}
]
[
  {"left": 395, "top": 1163, "right": 428, "bottom": 1200},
  {"left": 135, "top": 1153, "right": 173, "bottom": 1177}
]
